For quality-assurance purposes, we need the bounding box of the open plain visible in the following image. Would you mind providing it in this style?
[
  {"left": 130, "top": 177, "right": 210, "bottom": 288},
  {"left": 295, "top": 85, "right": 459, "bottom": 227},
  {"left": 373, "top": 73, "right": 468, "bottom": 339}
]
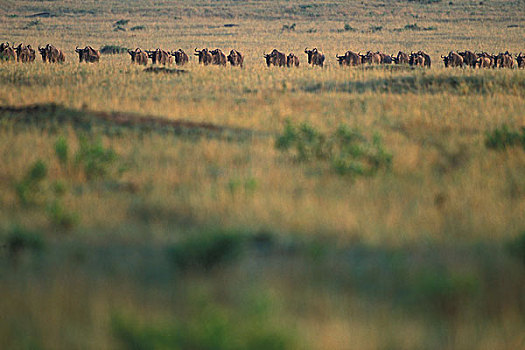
[{"left": 1, "top": 1, "right": 524, "bottom": 349}]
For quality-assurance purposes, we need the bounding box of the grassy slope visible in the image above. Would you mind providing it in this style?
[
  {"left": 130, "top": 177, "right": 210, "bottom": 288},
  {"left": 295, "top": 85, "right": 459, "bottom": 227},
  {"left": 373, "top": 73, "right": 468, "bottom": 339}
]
[{"left": 0, "top": 1, "right": 524, "bottom": 349}]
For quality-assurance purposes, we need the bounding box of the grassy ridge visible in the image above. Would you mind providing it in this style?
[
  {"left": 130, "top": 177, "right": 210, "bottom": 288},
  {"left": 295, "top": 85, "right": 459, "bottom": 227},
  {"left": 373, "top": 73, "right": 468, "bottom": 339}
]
[{"left": 1, "top": 0, "right": 525, "bottom": 349}]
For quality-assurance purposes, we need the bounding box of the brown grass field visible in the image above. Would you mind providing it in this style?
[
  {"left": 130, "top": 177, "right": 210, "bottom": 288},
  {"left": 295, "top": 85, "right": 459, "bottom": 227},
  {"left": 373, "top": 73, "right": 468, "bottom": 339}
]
[{"left": 1, "top": 1, "right": 524, "bottom": 349}]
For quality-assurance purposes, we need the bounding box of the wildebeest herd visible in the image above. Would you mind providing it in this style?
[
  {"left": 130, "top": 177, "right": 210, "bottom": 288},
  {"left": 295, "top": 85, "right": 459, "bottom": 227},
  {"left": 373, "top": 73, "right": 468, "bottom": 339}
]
[{"left": 1, "top": 42, "right": 524, "bottom": 69}]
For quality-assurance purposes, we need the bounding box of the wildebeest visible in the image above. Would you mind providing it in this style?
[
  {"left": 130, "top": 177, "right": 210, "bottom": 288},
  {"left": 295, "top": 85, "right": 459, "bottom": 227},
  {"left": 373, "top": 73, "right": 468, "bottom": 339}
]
[
  {"left": 146, "top": 49, "right": 172, "bottom": 65},
  {"left": 76, "top": 46, "right": 100, "bottom": 63},
  {"left": 442, "top": 51, "right": 463, "bottom": 68},
  {"left": 128, "top": 48, "right": 148, "bottom": 65},
  {"left": 418, "top": 50, "right": 431, "bottom": 68},
  {"left": 494, "top": 52, "right": 514, "bottom": 68},
  {"left": 15, "top": 43, "right": 36, "bottom": 63},
  {"left": 304, "top": 48, "right": 325, "bottom": 67},
  {"left": 409, "top": 52, "right": 425, "bottom": 67},
  {"left": 263, "top": 49, "right": 286, "bottom": 67},
  {"left": 171, "top": 49, "right": 189, "bottom": 66},
  {"left": 0, "top": 42, "right": 16, "bottom": 61},
  {"left": 194, "top": 48, "right": 213, "bottom": 65},
  {"left": 336, "top": 51, "right": 361, "bottom": 66},
  {"left": 393, "top": 51, "right": 409, "bottom": 65},
  {"left": 286, "top": 53, "right": 299, "bottom": 67},
  {"left": 227, "top": 49, "right": 244, "bottom": 67},
  {"left": 210, "top": 48, "right": 227, "bottom": 66},
  {"left": 476, "top": 52, "right": 495, "bottom": 68},
  {"left": 378, "top": 52, "right": 393, "bottom": 64},
  {"left": 361, "top": 51, "right": 381, "bottom": 65},
  {"left": 477, "top": 56, "right": 491, "bottom": 68},
  {"left": 517, "top": 53, "right": 525, "bottom": 68},
  {"left": 39, "top": 44, "right": 65, "bottom": 63},
  {"left": 458, "top": 50, "right": 477, "bottom": 68}
]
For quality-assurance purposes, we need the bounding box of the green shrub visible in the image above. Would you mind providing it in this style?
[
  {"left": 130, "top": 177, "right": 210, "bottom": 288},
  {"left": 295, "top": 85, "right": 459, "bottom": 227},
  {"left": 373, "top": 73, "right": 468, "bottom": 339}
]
[
  {"left": 75, "top": 137, "right": 118, "bottom": 180},
  {"left": 485, "top": 125, "right": 525, "bottom": 150},
  {"left": 112, "top": 293, "right": 295, "bottom": 350},
  {"left": 5, "top": 226, "right": 45, "bottom": 256},
  {"left": 507, "top": 231, "right": 525, "bottom": 266},
  {"left": 410, "top": 268, "right": 479, "bottom": 317},
  {"left": 15, "top": 160, "right": 48, "bottom": 206},
  {"left": 130, "top": 25, "right": 146, "bottom": 31},
  {"left": 46, "top": 200, "right": 79, "bottom": 230},
  {"left": 276, "top": 121, "right": 392, "bottom": 177},
  {"left": 344, "top": 23, "right": 356, "bottom": 31},
  {"left": 114, "top": 19, "right": 129, "bottom": 26},
  {"left": 54, "top": 136, "right": 68, "bottom": 165},
  {"left": 168, "top": 231, "right": 244, "bottom": 271},
  {"left": 100, "top": 45, "right": 129, "bottom": 54}
]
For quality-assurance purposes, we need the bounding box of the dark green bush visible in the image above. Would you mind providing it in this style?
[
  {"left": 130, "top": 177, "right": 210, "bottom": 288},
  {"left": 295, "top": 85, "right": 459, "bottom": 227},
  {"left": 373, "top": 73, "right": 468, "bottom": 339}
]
[
  {"left": 410, "top": 268, "right": 479, "bottom": 317},
  {"left": 75, "top": 137, "right": 118, "bottom": 180},
  {"left": 112, "top": 293, "right": 295, "bottom": 350},
  {"left": 100, "top": 45, "right": 129, "bottom": 54},
  {"left": 114, "top": 19, "right": 129, "bottom": 26},
  {"left": 168, "top": 231, "right": 244, "bottom": 271},
  {"left": 46, "top": 200, "right": 79, "bottom": 230},
  {"left": 15, "top": 160, "right": 48, "bottom": 206},
  {"left": 485, "top": 125, "right": 525, "bottom": 150},
  {"left": 507, "top": 231, "right": 525, "bottom": 266},
  {"left": 276, "top": 121, "right": 392, "bottom": 177},
  {"left": 344, "top": 23, "right": 356, "bottom": 31},
  {"left": 5, "top": 226, "right": 45, "bottom": 256},
  {"left": 130, "top": 25, "right": 146, "bottom": 31},
  {"left": 54, "top": 136, "right": 68, "bottom": 165}
]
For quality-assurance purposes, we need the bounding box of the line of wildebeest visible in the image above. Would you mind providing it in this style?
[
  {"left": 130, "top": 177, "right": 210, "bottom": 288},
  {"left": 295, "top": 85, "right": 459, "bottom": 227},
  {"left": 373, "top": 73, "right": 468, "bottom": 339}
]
[{"left": 1, "top": 42, "right": 524, "bottom": 69}]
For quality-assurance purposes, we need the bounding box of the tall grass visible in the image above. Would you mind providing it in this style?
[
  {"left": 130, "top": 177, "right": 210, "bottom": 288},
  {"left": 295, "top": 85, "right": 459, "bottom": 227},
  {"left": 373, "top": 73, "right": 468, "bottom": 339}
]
[{"left": 1, "top": 0, "right": 525, "bottom": 349}]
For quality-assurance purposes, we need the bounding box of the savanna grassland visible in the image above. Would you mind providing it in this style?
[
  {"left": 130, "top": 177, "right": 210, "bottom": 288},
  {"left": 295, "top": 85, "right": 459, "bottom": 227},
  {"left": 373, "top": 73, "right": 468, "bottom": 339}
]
[{"left": 1, "top": 1, "right": 525, "bottom": 349}]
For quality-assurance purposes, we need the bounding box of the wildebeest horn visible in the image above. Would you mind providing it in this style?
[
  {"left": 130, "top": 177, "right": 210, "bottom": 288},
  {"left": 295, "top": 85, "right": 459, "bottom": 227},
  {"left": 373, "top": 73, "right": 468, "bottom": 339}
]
[{"left": 194, "top": 48, "right": 198, "bottom": 52}]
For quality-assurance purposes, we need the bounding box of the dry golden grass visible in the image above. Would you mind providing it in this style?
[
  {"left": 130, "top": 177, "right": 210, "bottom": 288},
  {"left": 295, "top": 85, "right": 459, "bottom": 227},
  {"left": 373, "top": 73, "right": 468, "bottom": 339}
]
[{"left": 1, "top": 1, "right": 525, "bottom": 349}]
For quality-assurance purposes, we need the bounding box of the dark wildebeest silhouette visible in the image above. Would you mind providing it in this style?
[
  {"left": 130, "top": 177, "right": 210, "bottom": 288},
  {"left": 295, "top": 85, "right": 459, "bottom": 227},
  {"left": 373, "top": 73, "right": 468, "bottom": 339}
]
[
  {"left": 393, "top": 51, "right": 409, "bottom": 64},
  {"left": 227, "top": 50, "right": 244, "bottom": 67},
  {"left": 458, "top": 50, "right": 477, "bottom": 68},
  {"left": 39, "top": 44, "right": 65, "bottom": 63},
  {"left": 15, "top": 43, "right": 36, "bottom": 63},
  {"left": 286, "top": 53, "right": 299, "bottom": 67},
  {"left": 211, "top": 48, "right": 227, "bottom": 66},
  {"left": 195, "top": 48, "right": 213, "bottom": 65},
  {"left": 146, "top": 49, "right": 172, "bottom": 65},
  {"left": 171, "top": 49, "right": 189, "bottom": 66},
  {"left": 263, "top": 49, "right": 286, "bottom": 67},
  {"left": 128, "top": 48, "right": 148, "bottom": 65},
  {"left": 304, "top": 48, "right": 325, "bottom": 67},
  {"left": 0, "top": 42, "right": 16, "bottom": 61},
  {"left": 336, "top": 51, "right": 361, "bottom": 66},
  {"left": 75, "top": 46, "right": 100, "bottom": 63}
]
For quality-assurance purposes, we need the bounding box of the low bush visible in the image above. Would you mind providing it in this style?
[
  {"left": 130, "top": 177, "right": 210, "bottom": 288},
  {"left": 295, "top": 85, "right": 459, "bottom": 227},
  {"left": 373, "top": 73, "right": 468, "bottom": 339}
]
[
  {"left": 409, "top": 268, "right": 479, "bottom": 317},
  {"left": 130, "top": 25, "right": 146, "bottom": 31},
  {"left": 112, "top": 292, "right": 295, "bottom": 350},
  {"left": 15, "top": 160, "right": 48, "bottom": 206},
  {"left": 114, "top": 19, "right": 129, "bottom": 26},
  {"left": 4, "top": 226, "right": 45, "bottom": 256},
  {"left": 46, "top": 199, "right": 79, "bottom": 230},
  {"left": 54, "top": 136, "right": 68, "bottom": 165},
  {"left": 100, "top": 45, "right": 128, "bottom": 54},
  {"left": 168, "top": 231, "right": 244, "bottom": 271},
  {"left": 74, "top": 136, "right": 119, "bottom": 180},
  {"left": 507, "top": 231, "right": 525, "bottom": 266},
  {"left": 485, "top": 125, "right": 525, "bottom": 150},
  {"left": 344, "top": 23, "right": 356, "bottom": 32},
  {"left": 276, "top": 121, "right": 392, "bottom": 177}
]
